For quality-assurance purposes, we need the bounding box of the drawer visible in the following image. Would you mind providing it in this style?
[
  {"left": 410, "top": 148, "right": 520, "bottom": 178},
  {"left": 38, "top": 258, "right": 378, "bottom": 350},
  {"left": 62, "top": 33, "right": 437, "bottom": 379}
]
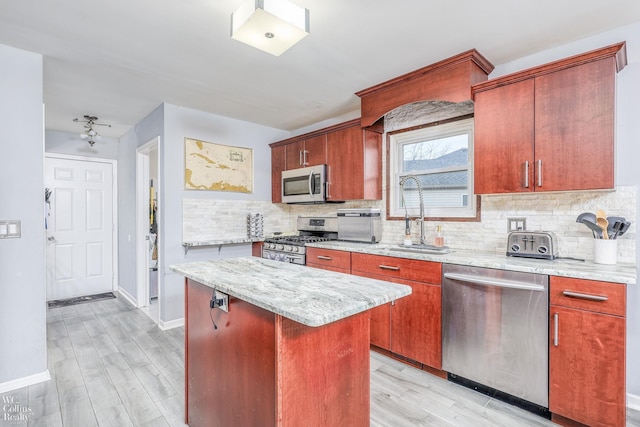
[
  {"left": 351, "top": 253, "right": 441, "bottom": 284},
  {"left": 306, "top": 247, "right": 351, "bottom": 272},
  {"left": 550, "top": 276, "right": 626, "bottom": 317}
]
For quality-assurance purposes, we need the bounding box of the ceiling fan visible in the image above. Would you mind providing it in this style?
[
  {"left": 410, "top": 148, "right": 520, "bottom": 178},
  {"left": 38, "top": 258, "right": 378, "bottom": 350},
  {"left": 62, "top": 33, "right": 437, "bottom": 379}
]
[{"left": 73, "top": 115, "right": 111, "bottom": 146}]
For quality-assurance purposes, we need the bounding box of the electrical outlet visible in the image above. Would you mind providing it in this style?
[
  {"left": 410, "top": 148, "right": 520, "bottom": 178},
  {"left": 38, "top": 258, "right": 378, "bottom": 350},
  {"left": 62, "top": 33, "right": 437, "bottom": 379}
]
[
  {"left": 214, "top": 290, "right": 229, "bottom": 313},
  {"left": 507, "top": 217, "right": 527, "bottom": 232}
]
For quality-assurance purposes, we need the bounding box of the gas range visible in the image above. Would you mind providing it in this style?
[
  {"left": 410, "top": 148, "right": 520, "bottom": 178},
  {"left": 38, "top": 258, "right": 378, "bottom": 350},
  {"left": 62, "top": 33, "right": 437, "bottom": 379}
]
[{"left": 262, "top": 216, "right": 338, "bottom": 265}]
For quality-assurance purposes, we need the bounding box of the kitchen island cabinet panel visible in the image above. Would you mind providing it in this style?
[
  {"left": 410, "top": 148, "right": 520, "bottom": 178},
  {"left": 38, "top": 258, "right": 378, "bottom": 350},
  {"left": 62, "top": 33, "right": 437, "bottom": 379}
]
[
  {"left": 186, "top": 278, "right": 276, "bottom": 427},
  {"left": 549, "top": 276, "right": 626, "bottom": 427},
  {"left": 184, "top": 273, "right": 380, "bottom": 427}
]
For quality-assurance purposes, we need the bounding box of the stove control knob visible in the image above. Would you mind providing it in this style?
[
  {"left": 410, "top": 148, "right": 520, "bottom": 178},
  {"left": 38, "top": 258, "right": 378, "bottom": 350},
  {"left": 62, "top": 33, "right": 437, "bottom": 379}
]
[
  {"left": 277, "top": 244, "right": 284, "bottom": 251},
  {"left": 285, "top": 246, "right": 292, "bottom": 252},
  {"left": 291, "top": 246, "right": 298, "bottom": 253}
]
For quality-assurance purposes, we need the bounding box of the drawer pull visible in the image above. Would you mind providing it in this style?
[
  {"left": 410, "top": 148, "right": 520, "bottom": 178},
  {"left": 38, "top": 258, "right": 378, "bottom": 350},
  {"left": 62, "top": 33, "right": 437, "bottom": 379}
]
[
  {"left": 379, "top": 265, "right": 400, "bottom": 271},
  {"left": 316, "top": 255, "right": 333, "bottom": 261},
  {"left": 562, "top": 290, "right": 608, "bottom": 302}
]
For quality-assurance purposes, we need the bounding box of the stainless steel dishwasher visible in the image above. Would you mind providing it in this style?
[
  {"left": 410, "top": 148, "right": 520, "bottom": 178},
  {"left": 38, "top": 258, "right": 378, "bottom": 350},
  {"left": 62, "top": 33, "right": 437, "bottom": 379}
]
[{"left": 442, "top": 264, "right": 549, "bottom": 409}]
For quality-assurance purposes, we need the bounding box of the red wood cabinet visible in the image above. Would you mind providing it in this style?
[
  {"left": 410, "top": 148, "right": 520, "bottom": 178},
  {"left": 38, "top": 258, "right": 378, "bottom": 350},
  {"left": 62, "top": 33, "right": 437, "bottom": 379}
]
[
  {"left": 549, "top": 276, "right": 626, "bottom": 427},
  {"left": 271, "top": 145, "right": 286, "bottom": 203},
  {"left": 472, "top": 43, "right": 626, "bottom": 194},
  {"left": 351, "top": 253, "right": 442, "bottom": 368},
  {"left": 326, "top": 124, "right": 381, "bottom": 201},
  {"left": 285, "top": 135, "right": 327, "bottom": 170},
  {"left": 270, "top": 119, "right": 382, "bottom": 203},
  {"left": 185, "top": 278, "right": 371, "bottom": 427},
  {"left": 473, "top": 79, "right": 535, "bottom": 194},
  {"left": 306, "top": 247, "right": 351, "bottom": 274}
]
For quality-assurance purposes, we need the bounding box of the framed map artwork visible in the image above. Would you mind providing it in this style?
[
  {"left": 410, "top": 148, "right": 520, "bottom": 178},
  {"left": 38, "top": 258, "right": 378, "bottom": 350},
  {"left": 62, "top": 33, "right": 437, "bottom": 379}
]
[{"left": 184, "top": 138, "right": 253, "bottom": 193}]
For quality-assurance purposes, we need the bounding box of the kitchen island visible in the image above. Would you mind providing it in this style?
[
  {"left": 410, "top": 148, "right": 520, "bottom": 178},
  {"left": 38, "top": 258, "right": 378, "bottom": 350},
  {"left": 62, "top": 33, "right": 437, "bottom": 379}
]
[{"left": 170, "top": 257, "right": 411, "bottom": 427}]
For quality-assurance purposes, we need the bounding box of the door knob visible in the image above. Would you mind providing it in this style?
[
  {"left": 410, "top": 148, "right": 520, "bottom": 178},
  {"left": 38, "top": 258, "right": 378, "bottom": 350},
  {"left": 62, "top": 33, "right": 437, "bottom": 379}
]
[{"left": 47, "top": 236, "right": 55, "bottom": 241}]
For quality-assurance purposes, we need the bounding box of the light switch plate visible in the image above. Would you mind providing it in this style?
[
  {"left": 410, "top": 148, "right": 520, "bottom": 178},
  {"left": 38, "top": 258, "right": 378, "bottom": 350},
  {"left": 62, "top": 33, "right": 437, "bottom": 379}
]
[
  {"left": 507, "top": 217, "right": 526, "bottom": 232},
  {"left": 0, "top": 220, "right": 21, "bottom": 239}
]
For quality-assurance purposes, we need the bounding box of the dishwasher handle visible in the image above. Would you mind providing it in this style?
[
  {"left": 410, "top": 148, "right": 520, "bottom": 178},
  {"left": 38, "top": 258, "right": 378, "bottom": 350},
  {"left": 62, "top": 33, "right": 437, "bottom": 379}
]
[{"left": 443, "top": 272, "right": 545, "bottom": 292}]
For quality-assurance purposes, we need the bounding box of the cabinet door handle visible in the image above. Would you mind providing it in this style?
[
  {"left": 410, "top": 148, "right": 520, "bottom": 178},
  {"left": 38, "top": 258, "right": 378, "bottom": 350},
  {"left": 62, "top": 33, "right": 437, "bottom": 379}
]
[
  {"left": 299, "top": 150, "right": 303, "bottom": 166},
  {"left": 553, "top": 312, "right": 559, "bottom": 347},
  {"left": 524, "top": 160, "right": 529, "bottom": 188},
  {"left": 316, "top": 255, "right": 332, "bottom": 260},
  {"left": 326, "top": 182, "right": 331, "bottom": 199},
  {"left": 379, "top": 265, "right": 400, "bottom": 271},
  {"left": 537, "top": 159, "right": 543, "bottom": 187},
  {"left": 303, "top": 150, "right": 308, "bottom": 166},
  {"left": 562, "top": 290, "right": 608, "bottom": 302}
]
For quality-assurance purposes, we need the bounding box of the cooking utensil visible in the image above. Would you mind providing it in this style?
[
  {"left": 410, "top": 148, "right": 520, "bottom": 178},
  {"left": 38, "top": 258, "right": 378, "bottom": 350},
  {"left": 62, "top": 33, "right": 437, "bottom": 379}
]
[
  {"left": 615, "top": 220, "right": 631, "bottom": 239},
  {"left": 609, "top": 220, "right": 624, "bottom": 239},
  {"left": 596, "top": 209, "right": 609, "bottom": 239},
  {"left": 576, "top": 212, "right": 601, "bottom": 238},
  {"left": 606, "top": 216, "right": 625, "bottom": 237}
]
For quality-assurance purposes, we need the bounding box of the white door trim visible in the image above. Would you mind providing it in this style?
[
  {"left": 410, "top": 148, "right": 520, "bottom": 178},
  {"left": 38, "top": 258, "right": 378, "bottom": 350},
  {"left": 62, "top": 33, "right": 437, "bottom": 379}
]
[
  {"left": 44, "top": 153, "right": 119, "bottom": 293},
  {"left": 136, "top": 137, "right": 161, "bottom": 312}
]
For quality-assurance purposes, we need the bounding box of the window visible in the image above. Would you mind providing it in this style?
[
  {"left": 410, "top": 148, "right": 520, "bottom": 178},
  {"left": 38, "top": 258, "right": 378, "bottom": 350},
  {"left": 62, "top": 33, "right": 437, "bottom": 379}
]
[{"left": 388, "top": 118, "right": 476, "bottom": 219}]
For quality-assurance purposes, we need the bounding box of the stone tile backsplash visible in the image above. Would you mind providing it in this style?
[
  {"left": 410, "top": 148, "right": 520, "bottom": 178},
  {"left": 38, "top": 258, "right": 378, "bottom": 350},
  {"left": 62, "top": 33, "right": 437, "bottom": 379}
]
[{"left": 183, "top": 185, "right": 635, "bottom": 264}]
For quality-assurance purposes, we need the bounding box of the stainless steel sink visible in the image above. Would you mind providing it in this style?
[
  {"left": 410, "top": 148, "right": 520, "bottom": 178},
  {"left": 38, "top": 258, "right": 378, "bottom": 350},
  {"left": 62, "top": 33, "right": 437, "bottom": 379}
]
[{"left": 387, "top": 245, "right": 453, "bottom": 255}]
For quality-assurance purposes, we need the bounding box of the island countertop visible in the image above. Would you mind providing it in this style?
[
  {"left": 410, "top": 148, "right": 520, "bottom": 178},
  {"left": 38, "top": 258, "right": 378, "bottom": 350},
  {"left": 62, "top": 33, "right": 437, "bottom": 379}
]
[{"left": 170, "top": 256, "right": 411, "bottom": 327}]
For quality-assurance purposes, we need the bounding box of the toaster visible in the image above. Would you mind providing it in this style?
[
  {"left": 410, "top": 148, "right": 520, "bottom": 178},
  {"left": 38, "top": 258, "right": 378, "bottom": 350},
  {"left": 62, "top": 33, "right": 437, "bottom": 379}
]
[{"left": 506, "top": 231, "right": 558, "bottom": 260}]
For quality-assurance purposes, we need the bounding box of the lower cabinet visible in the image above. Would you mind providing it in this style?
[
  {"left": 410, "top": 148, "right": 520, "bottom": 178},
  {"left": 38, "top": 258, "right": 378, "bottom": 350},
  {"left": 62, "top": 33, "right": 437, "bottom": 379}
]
[
  {"left": 306, "top": 247, "right": 351, "bottom": 274},
  {"left": 351, "top": 253, "right": 442, "bottom": 369},
  {"left": 549, "top": 276, "right": 626, "bottom": 427}
]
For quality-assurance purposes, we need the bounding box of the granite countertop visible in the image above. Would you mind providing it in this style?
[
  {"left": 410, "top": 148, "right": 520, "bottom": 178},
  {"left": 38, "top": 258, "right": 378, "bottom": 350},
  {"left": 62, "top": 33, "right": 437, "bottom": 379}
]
[
  {"left": 170, "top": 256, "right": 412, "bottom": 327},
  {"left": 306, "top": 241, "right": 637, "bottom": 285}
]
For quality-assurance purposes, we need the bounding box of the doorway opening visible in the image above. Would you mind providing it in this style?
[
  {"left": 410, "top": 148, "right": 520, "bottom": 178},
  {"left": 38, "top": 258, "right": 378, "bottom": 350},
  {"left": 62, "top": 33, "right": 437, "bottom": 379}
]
[{"left": 136, "top": 137, "right": 161, "bottom": 324}]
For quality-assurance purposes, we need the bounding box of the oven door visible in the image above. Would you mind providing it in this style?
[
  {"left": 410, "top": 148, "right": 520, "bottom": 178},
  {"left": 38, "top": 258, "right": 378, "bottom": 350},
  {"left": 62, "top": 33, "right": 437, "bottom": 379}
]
[
  {"left": 262, "top": 249, "right": 305, "bottom": 265},
  {"left": 282, "top": 165, "right": 326, "bottom": 204}
]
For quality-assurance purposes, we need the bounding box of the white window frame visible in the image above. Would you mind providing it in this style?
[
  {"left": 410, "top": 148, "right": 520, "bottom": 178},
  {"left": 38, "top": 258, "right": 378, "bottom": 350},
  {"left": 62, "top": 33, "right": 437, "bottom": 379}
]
[{"left": 388, "top": 118, "right": 476, "bottom": 219}]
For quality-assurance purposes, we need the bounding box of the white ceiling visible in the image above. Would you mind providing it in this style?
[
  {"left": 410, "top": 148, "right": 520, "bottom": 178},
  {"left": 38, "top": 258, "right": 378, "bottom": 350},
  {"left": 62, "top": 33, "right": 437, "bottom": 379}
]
[{"left": 1, "top": 0, "right": 639, "bottom": 138}]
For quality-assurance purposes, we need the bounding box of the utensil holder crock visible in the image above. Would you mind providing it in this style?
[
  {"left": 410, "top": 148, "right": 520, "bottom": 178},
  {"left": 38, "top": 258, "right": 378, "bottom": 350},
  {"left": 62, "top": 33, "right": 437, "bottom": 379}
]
[{"left": 594, "top": 239, "right": 617, "bottom": 265}]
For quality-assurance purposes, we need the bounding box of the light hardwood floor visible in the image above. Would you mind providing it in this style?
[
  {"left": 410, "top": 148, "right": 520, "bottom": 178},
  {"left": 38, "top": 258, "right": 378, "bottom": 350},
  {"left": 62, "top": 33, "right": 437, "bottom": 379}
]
[{"left": 1, "top": 294, "right": 638, "bottom": 426}]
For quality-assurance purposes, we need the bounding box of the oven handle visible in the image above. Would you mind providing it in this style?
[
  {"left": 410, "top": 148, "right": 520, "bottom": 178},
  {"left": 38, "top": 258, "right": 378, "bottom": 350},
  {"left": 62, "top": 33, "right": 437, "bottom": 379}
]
[{"left": 443, "top": 272, "right": 545, "bottom": 292}]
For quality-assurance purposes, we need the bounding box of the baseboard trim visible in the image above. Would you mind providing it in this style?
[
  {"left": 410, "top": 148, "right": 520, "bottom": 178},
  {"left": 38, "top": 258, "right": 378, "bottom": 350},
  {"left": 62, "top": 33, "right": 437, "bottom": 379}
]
[
  {"left": 0, "top": 370, "right": 51, "bottom": 394},
  {"left": 628, "top": 393, "right": 640, "bottom": 411},
  {"left": 159, "top": 317, "right": 184, "bottom": 330},
  {"left": 117, "top": 288, "right": 138, "bottom": 307}
]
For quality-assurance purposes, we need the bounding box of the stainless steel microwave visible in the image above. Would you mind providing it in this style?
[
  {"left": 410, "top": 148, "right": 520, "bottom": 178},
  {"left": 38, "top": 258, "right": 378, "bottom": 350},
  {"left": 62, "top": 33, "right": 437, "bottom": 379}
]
[{"left": 281, "top": 165, "right": 326, "bottom": 204}]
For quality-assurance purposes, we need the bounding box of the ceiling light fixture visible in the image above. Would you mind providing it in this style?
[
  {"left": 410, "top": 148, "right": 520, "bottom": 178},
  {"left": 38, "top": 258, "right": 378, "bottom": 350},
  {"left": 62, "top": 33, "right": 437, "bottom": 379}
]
[
  {"left": 73, "top": 115, "right": 111, "bottom": 146},
  {"left": 231, "top": 0, "right": 309, "bottom": 56}
]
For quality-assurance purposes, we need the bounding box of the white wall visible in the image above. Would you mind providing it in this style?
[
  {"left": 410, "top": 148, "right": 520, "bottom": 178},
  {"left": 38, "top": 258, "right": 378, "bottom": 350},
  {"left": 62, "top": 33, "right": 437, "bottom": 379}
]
[
  {"left": 117, "top": 103, "right": 289, "bottom": 324},
  {"left": 0, "top": 44, "right": 47, "bottom": 387},
  {"left": 159, "top": 104, "right": 289, "bottom": 322}
]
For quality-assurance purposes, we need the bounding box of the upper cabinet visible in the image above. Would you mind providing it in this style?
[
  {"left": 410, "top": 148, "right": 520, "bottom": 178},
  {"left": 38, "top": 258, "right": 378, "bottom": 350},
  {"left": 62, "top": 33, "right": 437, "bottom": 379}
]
[
  {"left": 472, "top": 42, "right": 627, "bottom": 194},
  {"left": 285, "top": 135, "right": 327, "bottom": 169},
  {"left": 270, "top": 119, "right": 382, "bottom": 203}
]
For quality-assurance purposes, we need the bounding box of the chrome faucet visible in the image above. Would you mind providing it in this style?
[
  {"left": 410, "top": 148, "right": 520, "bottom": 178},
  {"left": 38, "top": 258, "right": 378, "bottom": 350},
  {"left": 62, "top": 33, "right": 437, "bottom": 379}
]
[{"left": 399, "top": 175, "right": 426, "bottom": 245}]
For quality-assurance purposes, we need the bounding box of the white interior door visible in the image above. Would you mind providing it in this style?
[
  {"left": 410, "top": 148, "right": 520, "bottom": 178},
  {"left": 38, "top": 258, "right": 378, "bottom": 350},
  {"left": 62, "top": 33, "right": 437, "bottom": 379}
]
[{"left": 45, "top": 157, "right": 114, "bottom": 301}]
